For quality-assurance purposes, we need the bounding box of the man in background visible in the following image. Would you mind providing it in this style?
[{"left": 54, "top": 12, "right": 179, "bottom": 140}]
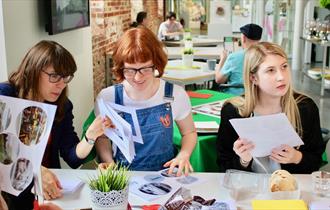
[
  {"left": 158, "top": 12, "right": 183, "bottom": 41},
  {"left": 215, "top": 23, "right": 263, "bottom": 95}
]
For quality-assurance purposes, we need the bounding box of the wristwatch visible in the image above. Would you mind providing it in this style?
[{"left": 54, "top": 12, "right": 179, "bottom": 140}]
[{"left": 84, "top": 134, "right": 95, "bottom": 145}]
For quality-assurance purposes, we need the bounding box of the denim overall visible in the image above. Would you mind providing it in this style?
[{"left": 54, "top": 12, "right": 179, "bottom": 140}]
[{"left": 114, "top": 82, "right": 176, "bottom": 171}]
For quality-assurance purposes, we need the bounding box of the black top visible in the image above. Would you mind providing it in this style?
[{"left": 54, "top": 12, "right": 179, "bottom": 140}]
[{"left": 216, "top": 95, "right": 325, "bottom": 174}]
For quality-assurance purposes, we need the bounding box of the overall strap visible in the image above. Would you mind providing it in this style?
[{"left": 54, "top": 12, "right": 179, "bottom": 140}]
[
  {"left": 163, "top": 82, "right": 174, "bottom": 101},
  {"left": 114, "top": 84, "right": 124, "bottom": 105}
]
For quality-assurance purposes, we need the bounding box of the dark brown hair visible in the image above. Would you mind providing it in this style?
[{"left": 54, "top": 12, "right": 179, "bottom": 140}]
[
  {"left": 8, "top": 40, "right": 77, "bottom": 121},
  {"left": 112, "top": 27, "right": 167, "bottom": 82}
]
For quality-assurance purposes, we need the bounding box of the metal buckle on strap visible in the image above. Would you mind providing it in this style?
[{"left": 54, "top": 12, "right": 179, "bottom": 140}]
[{"left": 163, "top": 96, "right": 174, "bottom": 101}]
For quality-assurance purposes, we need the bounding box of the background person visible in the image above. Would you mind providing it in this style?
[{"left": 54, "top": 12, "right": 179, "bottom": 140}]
[
  {"left": 216, "top": 42, "right": 325, "bottom": 174},
  {"left": 215, "top": 23, "right": 263, "bottom": 95},
  {"left": 158, "top": 11, "right": 183, "bottom": 41},
  {"left": 0, "top": 40, "right": 111, "bottom": 209},
  {"left": 130, "top": 11, "right": 148, "bottom": 28},
  {"left": 95, "top": 27, "right": 197, "bottom": 176}
]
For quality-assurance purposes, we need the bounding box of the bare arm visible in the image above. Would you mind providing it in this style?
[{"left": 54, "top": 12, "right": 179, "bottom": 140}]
[
  {"left": 164, "top": 113, "right": 197, "bottom": 176},
  {"left": 95, "top": 135, "right": 114, "bottom": 163},
  {"left": 76, "top": 116, "right": 112, "bottom": 159},
  {"left": 215, "top": 50, "right": 229, "bottom": 84}
]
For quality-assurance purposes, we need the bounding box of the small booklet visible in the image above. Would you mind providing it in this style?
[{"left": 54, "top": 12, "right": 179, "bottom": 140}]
[
  {"left": 194, "top": 121, "right": 219, "bottom": 133},
  {"left": 60, "top": 178, "right": 84, "bottom": 194}
]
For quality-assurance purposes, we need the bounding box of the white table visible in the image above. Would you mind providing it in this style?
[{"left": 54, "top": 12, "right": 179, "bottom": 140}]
[
  {"left": 163, "top": 37, "right": 223, "bottom": 47},
  {"left": 48, "top": 169, "right": 327, "bottom": 210},
  {"left": 162, "top": 60, "right": 215, "bottom": 88},
  {"left": 166, "top": 46, "right": 222, "bottom": 60}
]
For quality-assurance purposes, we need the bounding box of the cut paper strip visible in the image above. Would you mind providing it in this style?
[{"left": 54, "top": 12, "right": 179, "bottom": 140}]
[{"left": 187, "top": 91, "right": 213, "bottom": 99}]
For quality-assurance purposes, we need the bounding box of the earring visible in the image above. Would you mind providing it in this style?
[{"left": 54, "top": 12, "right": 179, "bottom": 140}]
[{"left": 154, "top": 70, "right": 160, "bottom": 77}]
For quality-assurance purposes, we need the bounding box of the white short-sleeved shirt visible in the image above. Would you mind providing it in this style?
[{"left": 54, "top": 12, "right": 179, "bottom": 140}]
[
  {"left": 158, "top": 21, "right": 183, "bottom": 40},
  {"left": 95, "top": 79, "right": 191, "bottom": 122}
]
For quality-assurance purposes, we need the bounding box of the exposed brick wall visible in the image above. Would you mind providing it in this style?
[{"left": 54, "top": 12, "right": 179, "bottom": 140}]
[
  {"left": 91, "top": 0, "right": 164, "bottom": 98},
  {"left": 142, "top": 0, "right": 164, "bottom": 34},
  {"left": 91, "top": 0, "right": 131, "bottom": 97}
]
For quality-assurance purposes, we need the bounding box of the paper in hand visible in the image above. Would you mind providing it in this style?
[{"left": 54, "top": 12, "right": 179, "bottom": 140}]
[
  {"left": 229, "top": 113, "right": 304, "bottom": 157},
  {"left": 0, "top": 95, "right": 56, "bottom": 196},
  {"left": 97, "top": 99, "right": 135, "bottom": 163}
]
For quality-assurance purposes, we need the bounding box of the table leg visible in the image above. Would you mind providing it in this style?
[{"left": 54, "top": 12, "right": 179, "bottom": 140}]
[{"left": 321, "top": 46, "right": 327, "bottom": 97}]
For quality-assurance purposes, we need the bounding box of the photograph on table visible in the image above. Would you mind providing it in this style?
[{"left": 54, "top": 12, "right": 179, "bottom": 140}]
[
  {"left": 17, "top": 106, "right": 47, "bottom": 146},
  {"left": 130, "top": 169, "right": 205, "bottom": 201},
  {"left": 0, "top": 95, "right": 56, "bottom": 196},
  {"left": 139, "top": 182, "right": 172, "bottom": 195},
  {"left": 0, "top": 132, "right": 20, "bottom": 165},
  {"left": 0, "top": 100, "right": 11, "bottom": 132},
  {"left": 192, "top": 100, "right": 225, "bottom": 119}
]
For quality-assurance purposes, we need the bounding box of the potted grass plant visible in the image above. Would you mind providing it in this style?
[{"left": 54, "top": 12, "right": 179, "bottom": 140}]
[
  {"left": 88, "top": 164, "right": 129, "bottom": 209},
  {"left": 182, "top": 48, "right": 194, "bottom": 67},
  {"left": 184, "top": 36, "right": 193, "bottom": 49}
]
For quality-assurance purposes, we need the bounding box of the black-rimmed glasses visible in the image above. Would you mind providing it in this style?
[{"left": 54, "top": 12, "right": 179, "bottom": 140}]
[
  {"left": 41, "top": 70, "right": 74, "bottom": 83},
  {"left": 122, "top": 65, "right": 154, "bottom": 78}
]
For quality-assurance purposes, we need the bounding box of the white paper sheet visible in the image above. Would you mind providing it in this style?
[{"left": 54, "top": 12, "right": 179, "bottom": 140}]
[
  {"left": 107, "top": 102, "right": 143, "bottom": 144},
  {"left": 229, "top": 113, "right": 304, "bottom": 157},
  {"left": 0, "top": 95, "right": 56, "bottom": 196},
  {"left": 97, "top": 99, "right": 135, "bottom": 163},
  {"left": 194, "top": 121, "right": 219, "bottom": 133},
  {"left": 60, "top": 178, "right": 84, "bottom": 194}
]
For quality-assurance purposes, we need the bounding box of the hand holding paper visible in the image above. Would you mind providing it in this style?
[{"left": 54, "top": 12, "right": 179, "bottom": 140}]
[{"left": 229, "top": 113, "right": 304, "bottom": 157}]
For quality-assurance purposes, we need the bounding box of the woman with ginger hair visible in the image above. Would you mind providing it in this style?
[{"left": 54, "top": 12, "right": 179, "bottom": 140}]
[{"left": 95, "top": 27, "right": 197, "bottom": 176}]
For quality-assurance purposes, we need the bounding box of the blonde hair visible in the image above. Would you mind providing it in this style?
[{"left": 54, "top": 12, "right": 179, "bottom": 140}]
[{"left": 229, "top": 42, "right": 304, "bottom": 136}]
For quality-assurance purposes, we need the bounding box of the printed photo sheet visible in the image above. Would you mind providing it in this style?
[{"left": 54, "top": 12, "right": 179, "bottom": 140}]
[
  {"left": 0, "top": 95, "right": 56, "bottom": 196},
  {"left": 129, "top": 168, "right": 205, "bottom": 201}
]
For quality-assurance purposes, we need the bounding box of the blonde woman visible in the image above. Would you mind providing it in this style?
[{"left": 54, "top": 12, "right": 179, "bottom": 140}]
[{"left": 216, "top": 42, "right": 325, "bottom": 174}]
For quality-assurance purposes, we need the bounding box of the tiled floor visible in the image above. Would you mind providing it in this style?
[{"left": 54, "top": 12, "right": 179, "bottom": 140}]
[{"left": 292, "top": 66, "right": 330, "bottom": 171}]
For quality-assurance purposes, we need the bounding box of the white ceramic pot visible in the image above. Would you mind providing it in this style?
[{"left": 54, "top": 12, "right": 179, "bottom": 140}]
[
  {"left": 182, "top": 54, "right": 193, "bottom": 67},
  {"left": 90, "top": 187, "right": 128, "bottom": 210},
  {"left": 184, "top": 40, "right": 193, "bottom": 49}
]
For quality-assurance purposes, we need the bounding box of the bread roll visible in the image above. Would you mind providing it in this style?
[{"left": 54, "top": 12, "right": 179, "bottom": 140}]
[{"left": 269, "top": 170, "right": 297, "bottom": 192}]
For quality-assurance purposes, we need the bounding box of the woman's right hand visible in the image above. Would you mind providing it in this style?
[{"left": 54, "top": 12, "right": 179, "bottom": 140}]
[{"left": 233, "top": 138, "right": 254, "bottom": 163}]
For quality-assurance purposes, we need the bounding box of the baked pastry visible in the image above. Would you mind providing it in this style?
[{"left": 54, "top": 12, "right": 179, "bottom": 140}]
[{"left": 269, "top": 170, "right": 297, "bottom": 192}]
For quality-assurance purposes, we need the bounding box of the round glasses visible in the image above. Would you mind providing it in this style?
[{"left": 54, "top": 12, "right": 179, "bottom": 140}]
[
  {"left": 41, "top": 70, "right": 74, "bottom": 84},
  {"left": 122, "top": 65, "right": 154, "bottom": 78}
]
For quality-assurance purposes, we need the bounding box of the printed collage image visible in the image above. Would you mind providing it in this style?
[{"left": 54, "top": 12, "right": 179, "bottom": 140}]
[{"left": 0, "top": 100, "right": 47, "bottom": 192}]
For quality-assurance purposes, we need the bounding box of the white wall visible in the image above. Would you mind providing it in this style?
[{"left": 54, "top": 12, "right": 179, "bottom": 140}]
[
  {"left": 2, "top": 0, "right": 94, "bottom": 137},
  {"left": 0, "top": 0, "right": 7, "bottom": 82}
]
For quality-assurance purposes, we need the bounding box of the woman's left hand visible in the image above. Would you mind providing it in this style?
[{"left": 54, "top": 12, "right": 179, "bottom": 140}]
[
  {"left": 163, "top": 152, "right": 193, "bottom": 177},
  {"left": 270, "top": 144, "right": 302, "bottom": 164}
]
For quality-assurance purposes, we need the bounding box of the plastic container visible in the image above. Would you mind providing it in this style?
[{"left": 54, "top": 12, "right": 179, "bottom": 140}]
[
  {"left": 311, "top": 171, "right": 330, "bottom": 197},
  {"left": 223, "top": 169, "right": 268, "bottom": 200},
  {"left": 223, "top": 169, "right": 300, "bottom": 200}
]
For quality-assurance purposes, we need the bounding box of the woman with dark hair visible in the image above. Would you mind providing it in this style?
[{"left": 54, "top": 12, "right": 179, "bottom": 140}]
[
  {"left": 131, "top": 11, "right": 148, "bottom": 28},
  {"left": 95, "top": 27, "right": 197, "bottom": 176},
  {"left": 0, "top": 40, "right": 110, "bottom": 209}
]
